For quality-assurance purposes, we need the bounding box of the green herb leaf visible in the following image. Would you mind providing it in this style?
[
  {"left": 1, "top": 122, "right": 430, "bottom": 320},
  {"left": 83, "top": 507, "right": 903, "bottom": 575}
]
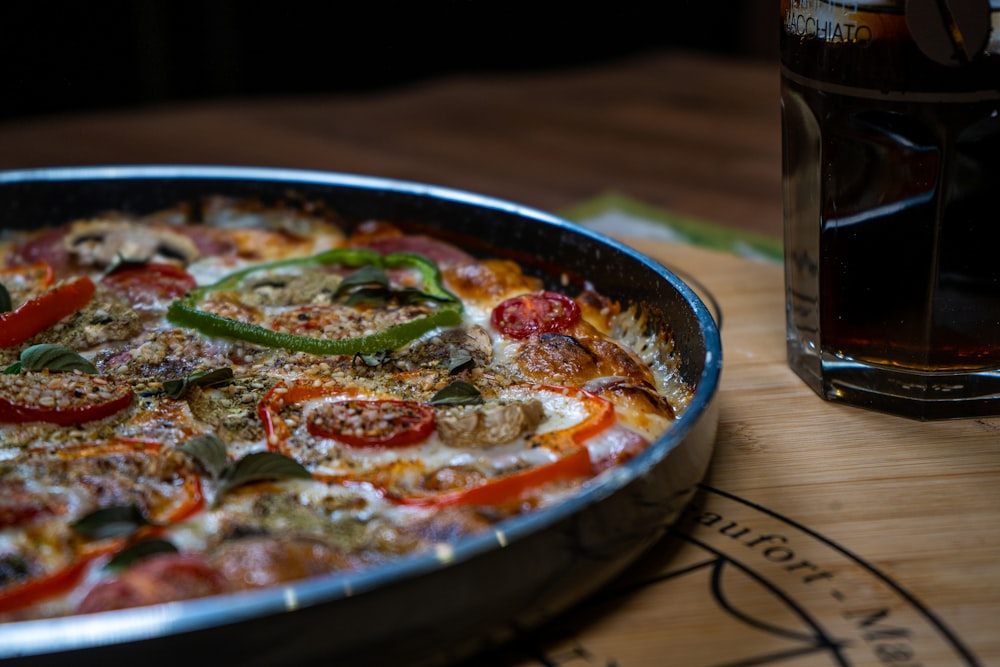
[
  {"left": 105, "top": 538, "right": 178, "bottom": 572},
  {"left": 353, "top": 350, "right": 391, "bottom": 367},
  {"left": 177, "top": 433, "right": 230, "bottom": 479},
  {"left": 335, "top": 265, "right": 450, "bottom": 307},
  {"left": 2, "top": 362, "right": 22, "bottom": 375},
  {"left": 18, "top": 344, "right": 97, "bottom": 374},
  {"left": 0, "top": 283, "right": 11, "bottom": 313},
  {"left": 215, "top": 451, "right": 312, "bottom": 506},
  {"left": 344, "top": 286, "right": 392, "bottom": 306},
  {"left": 395, "top": 287, "right": 453, "bottom": 305},
  {"left": 0, "top": 553, "right": 30, "bottom": 580},
  {"left": 334, "top": 265, "right": 390, "bottom": 297},
  {"left": 429, "top": 380, "right": 484, "bottom": 406},
  {"left": 447, "top": 351, "right": 474, "bottom": 375},
  {"left": 71, "top": 504, "right": 152, "bottom": 540},
  {"left": 162, "top": 367, "right": 235, "bottom": 399}
]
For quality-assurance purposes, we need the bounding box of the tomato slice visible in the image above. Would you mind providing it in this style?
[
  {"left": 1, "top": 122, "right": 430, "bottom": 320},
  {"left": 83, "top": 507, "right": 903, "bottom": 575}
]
[
  {"left": 0, "top": 276, "right": 95, "bottom": 348},
  {"left": 100, "top": 262, "right": 197, "bottom": 306},
  {"left": 0, "top": 372, "right": 134, "bottom": 426},
  {"left": 490, "top": 291, "right": 581, "bottom": 339},
  {"left": 262, "top": 382, "right": 437, "bottom": 451},
  {"left": 306, "top": 398, "right": 436, "bottom": 448}
]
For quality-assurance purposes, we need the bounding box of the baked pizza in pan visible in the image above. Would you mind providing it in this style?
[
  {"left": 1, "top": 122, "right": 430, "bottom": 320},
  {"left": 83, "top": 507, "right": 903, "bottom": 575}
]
[{"left": 0, "top": 196, "right": 691, "bottom": 621}]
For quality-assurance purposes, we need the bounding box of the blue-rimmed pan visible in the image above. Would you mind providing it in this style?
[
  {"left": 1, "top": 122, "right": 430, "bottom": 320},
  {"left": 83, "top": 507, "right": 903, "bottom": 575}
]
[{"left": 0, "top": 165, "right": 722, "bottom": 667}]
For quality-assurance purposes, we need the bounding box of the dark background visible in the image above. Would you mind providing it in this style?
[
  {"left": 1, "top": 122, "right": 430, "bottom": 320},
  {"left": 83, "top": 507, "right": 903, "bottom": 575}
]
[{"left": 0, "top": 1, "right": 776, "bottom": 122}]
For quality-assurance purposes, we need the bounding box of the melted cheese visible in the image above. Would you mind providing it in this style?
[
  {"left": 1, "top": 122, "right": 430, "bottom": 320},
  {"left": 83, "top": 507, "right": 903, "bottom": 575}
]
[{"left": 0, "top": 208, "right": 692, "bottom": 622}]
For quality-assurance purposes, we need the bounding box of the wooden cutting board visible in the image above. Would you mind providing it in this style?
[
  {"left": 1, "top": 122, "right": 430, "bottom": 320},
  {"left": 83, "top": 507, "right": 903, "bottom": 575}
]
[{"left": 487, "top": 239, "right": 999, "bottom": 667}]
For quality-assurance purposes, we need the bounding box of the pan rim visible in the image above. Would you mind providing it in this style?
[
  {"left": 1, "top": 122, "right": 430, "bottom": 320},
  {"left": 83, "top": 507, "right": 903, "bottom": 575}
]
[{"left": 0, "top": 164, "right": 722, "bottom": 659}]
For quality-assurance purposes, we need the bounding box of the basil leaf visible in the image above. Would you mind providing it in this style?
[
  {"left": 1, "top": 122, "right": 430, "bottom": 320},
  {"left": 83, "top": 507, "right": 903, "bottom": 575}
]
[
  {"left": 0, "top": 283, "right": 11, "bottom": 313},
  {"left": 334, "top": 265, "right": 390, "bottom": 297},
  {"left": 162, "top": 367, "right": 235, "bottom": 399},
  {"left": 447, "top": 352, "right": 474, "bottom": 375},
  {"left": 0, "top": 553, "right": 30, "bottom": 580},
  {"left": 353, "top": 350, "right": 390, "bottom": 367},
  {"left": 2, "top": 362, "right": 22, "bottom": 375},
  {"left": 178, "top": 433, "right": 229, "bottom": 479},
  {"left": 105, "top": 538, "right": 178, "bottom": 572},
  {"left": 71, "top": 504, "right": 152, "bottom": 540},
  {"left": 344, "top": 286, "right": 392, "bottom": 306},
  {"left": 429, "top": 380, "right": 484, "bottom": 406},
  {"left": 335, "top": 266, "right": 449, "bottom": 307},
  {"left": 395, "top": 287, "right": 453, "bottom": 305},
  {"left": 18, "top": 344, "right": 97, "bottom": 374},
  {"left": 215, "top": 451, "right": 312, "bottom": 506}
]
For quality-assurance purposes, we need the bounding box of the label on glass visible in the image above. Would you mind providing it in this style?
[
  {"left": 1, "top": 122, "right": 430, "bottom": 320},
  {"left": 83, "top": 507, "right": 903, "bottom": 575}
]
[
  {"left": 783, "top": 1, "right": 891, "bottom": 46},
  {"left": 784, "top": 0, "right": 1000, "bottom": 54},
  {"left": 781, "top": 0, "right": 1000, "bottom": 95}
]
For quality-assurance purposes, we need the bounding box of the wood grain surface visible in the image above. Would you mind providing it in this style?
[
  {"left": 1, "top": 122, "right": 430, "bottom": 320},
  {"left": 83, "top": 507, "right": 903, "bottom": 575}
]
[
  {"left": 1, "top": 51, "right": 996, "bottom": 666},
  {"left": 0, "top": 51, "right": 782, "bottom": 238}
]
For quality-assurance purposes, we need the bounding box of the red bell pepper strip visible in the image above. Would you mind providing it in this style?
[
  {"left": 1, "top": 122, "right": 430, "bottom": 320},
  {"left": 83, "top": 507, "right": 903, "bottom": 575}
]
[
  {"left": 258, "top": 381, "right": 356, "bottom": 453},
  {"left": 45, "top": 439, "right": 205, "bottom": 524},
  {"left": 0, "top": 276, "right": 95, "bottom": 348},
  {"left": 0, "top": 260, "right": 55, "bottom": 294},
  {"left": 0, "top": 544, "right": 119, "bottom": 615}
]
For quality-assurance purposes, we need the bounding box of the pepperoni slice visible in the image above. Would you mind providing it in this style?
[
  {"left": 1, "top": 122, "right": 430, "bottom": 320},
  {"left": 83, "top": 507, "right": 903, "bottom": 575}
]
[
  {"left": 5, "top": 227, "right": 73, "bottom": 277},
  {"left": 76, "top": 553, "right": 227, "bottom": 614},
  {"left": 101, "top": 262, "right": 197, "bottom": 306},
  {"left": 358, "top": 234, "right": 475, "bottom": 267}
]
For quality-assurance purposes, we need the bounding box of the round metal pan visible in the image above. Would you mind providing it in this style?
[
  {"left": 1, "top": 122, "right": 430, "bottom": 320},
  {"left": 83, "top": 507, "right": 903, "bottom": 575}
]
[{"left": 0, "top": 165, "right": 722, "bottom": 666}]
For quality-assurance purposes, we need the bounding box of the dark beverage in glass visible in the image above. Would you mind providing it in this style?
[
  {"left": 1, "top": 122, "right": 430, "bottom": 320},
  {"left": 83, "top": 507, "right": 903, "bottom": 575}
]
[{"left": 781, "top": 0, "right": 1000, "bottom": 418}]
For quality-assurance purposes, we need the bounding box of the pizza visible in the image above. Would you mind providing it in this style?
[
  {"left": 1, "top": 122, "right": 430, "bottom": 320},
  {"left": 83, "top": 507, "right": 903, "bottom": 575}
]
[{"left": 0, "top": 195, "right": 691, "bottom": 622}]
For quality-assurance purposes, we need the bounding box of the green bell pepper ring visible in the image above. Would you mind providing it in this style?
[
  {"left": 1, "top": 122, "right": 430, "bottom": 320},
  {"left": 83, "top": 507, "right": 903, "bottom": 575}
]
[{"left": 167, "top": 249, "right": 462, "bottom": 355}]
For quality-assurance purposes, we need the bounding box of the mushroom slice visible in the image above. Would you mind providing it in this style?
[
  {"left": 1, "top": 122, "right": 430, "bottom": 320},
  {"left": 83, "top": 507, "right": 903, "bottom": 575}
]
[
  {"left": 65, "top": 219, "right": 200, "bottom": 267},
  {"left": 395, "top": 325, "right": 494, "bottom": 371},
  {"left": 435, "top": 399, "right": 544, "bottom": 448}
]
